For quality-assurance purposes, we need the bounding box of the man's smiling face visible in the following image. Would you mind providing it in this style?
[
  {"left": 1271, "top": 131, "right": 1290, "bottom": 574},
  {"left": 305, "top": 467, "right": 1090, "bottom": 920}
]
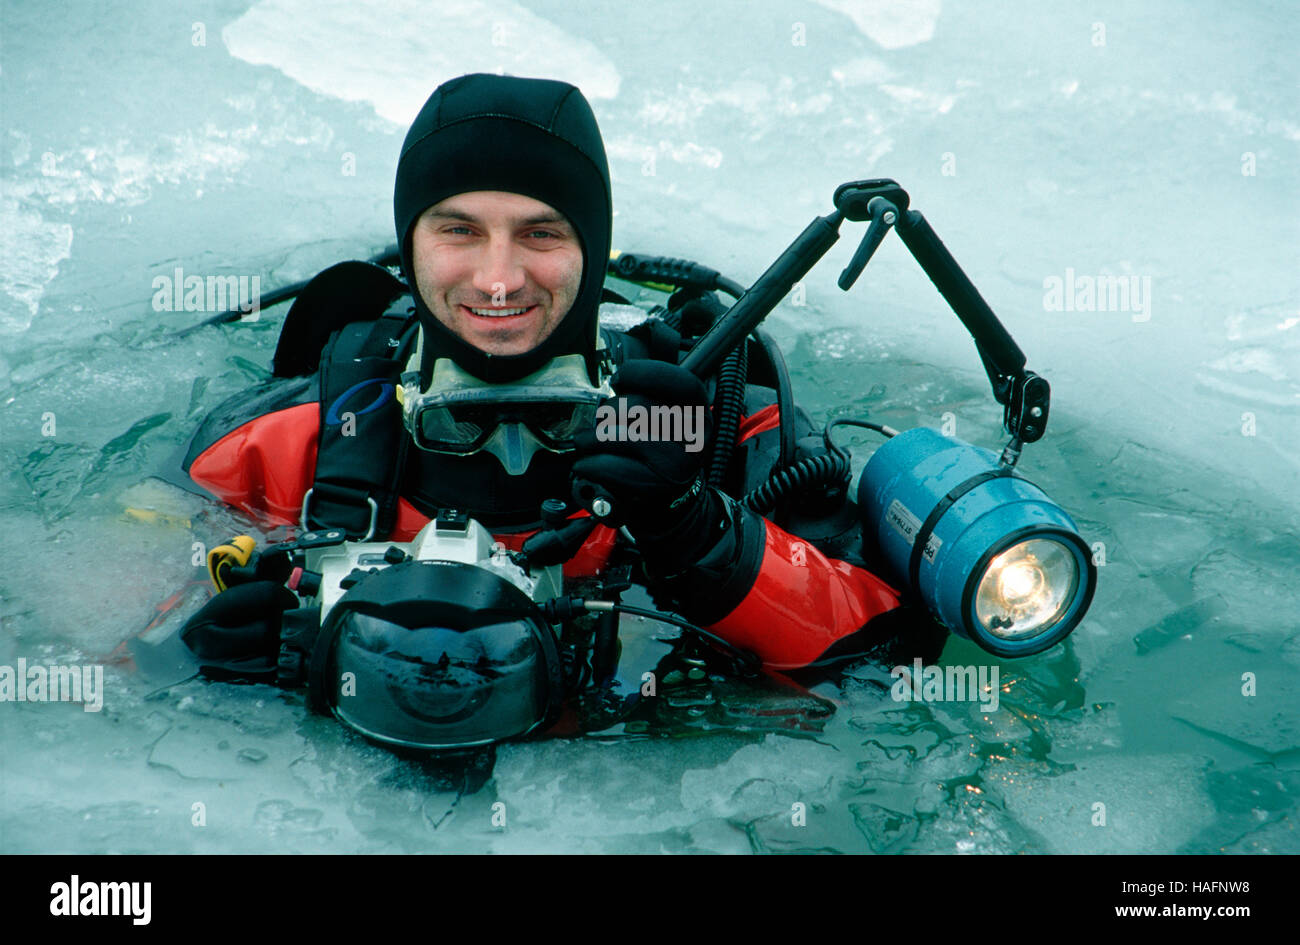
[{"left": 410, "top": 190, "right": 584, "bottom": 357}]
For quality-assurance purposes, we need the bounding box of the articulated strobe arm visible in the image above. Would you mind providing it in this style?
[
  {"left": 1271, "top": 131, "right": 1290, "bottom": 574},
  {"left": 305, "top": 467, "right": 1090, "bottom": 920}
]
[
  {"left": 833, "top": 179, "right": 1050, "bottom": 452},
  {"left": 678, "top": 179, "right": 1050, "bottom": 453}
]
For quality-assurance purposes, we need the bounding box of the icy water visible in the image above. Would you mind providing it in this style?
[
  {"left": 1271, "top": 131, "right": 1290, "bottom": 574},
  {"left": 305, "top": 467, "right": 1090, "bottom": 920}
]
[{"left": 2, "top": 0, "right": 1297, "bottom": 853}]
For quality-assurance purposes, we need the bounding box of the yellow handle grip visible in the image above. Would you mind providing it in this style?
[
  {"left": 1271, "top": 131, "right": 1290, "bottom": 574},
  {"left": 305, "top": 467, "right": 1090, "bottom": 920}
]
[{"left": 207, "top": 535, "right": 257, "bottom": 592}]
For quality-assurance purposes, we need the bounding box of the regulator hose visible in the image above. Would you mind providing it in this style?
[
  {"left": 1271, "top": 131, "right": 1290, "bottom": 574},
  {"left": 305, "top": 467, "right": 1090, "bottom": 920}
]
[
  {"left": 608, "top": 252, "right": 746, "bottom": 299},
  {"left": 740, "top": 450, "right": 851, "bottom": 516},
  {"left": 540, "top": 597, "right": 762, "bottom": 676},
  {"left": 707, "top": 342, "right": 748, "bottom": 489}
]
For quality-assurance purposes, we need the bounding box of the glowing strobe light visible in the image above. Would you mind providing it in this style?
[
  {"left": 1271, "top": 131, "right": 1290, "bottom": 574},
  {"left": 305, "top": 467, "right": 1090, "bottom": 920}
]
[
  {"left": 976, "top": 538, "right": 1079, "bottom": 639},
  {"left": 858, "top": 427, "right": 1096, "bottom": 657}
]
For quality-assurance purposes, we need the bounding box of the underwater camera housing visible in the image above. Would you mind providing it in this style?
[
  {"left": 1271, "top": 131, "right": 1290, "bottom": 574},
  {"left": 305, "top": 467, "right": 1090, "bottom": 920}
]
[{"left": 279, "top": 511, "right": 567, "bottom": 750}]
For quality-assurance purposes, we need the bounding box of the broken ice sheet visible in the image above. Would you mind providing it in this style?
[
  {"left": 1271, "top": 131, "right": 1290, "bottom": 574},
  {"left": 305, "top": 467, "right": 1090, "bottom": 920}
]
[
  {"left": 488, "top": 735, "right": 755, "bottom": 850},
  {"left": 989, "top": 754, "right": 1215, "bottom": 854},
  {"left": 679, "top": 734, "right": 862, "bottom": 822},
  {"left": 147, "top": 719, "right": 301, "bottom": 782},
  {"left": 1133, "top": 596, "right": 1228, "bottom": 654},
  {"left": 1180, "top": 765, "right": 1300, "bottom": 854}
]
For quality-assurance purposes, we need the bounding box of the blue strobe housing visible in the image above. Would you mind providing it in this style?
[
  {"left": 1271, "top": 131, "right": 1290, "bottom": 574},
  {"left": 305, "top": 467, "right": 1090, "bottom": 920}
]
[{"left": 859, "top": 427, "right": 1096, "bottom": 657}]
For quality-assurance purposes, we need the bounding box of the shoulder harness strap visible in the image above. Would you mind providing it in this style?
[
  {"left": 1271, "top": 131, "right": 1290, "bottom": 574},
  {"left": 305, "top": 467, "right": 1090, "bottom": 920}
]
[{"left": 304, "top": 296, "right": 418, "bottom": 539}]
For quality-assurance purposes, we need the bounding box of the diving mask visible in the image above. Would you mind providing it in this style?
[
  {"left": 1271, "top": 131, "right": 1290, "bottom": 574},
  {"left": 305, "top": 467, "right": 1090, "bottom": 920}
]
[{"left": 400, "top": 354, "right": 613, "bottom": 474}]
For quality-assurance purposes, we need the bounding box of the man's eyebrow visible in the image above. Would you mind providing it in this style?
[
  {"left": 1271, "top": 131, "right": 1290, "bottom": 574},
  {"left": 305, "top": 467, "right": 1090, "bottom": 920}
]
[
  {"left": 423, "top": 209, "right": 572, "bottom": 227},
  {"left": 520, "top": 212, "right": 570, "bottom": 227}
]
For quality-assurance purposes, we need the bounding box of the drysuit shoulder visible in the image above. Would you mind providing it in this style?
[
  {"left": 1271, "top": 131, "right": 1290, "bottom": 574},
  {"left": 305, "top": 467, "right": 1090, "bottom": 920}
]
[
  {"left": 182, "top": 374, "right": 318, "bottom": 472},
  {"left": 171, "top": 375, "right": 320, "bottom": 524}
]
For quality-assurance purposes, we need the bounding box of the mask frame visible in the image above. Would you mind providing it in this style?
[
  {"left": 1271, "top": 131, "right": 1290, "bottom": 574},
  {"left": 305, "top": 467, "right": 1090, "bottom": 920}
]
[{"left": 400, "top": 352, "right": 613, "bottom": 474}]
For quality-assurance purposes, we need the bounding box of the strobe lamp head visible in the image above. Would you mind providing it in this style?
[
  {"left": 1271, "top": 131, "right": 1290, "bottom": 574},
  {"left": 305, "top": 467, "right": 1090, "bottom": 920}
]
[{"left": 858, "top": 427, "right": 1096, "bottom": 657}]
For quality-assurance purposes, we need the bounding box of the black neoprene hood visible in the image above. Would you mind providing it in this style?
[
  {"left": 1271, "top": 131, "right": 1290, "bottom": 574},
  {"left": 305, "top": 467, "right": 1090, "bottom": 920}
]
[{"left": 394, "top": 73, "right": 613, "bottom": 385}]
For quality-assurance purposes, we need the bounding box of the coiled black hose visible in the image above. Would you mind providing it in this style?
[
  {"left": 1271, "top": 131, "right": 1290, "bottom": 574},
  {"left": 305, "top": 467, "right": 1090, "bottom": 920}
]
[
  {"left": 707, "top": 343, "right": 748, "bottom": 488},
  {"left": 740, "top": 450, "right": 851, "bottom": 515}
]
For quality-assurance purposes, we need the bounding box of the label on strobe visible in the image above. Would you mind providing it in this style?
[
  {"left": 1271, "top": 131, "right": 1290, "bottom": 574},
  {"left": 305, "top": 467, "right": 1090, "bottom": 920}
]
[{"left": 885, "top": 498, "right": 942, "bottom": 564}]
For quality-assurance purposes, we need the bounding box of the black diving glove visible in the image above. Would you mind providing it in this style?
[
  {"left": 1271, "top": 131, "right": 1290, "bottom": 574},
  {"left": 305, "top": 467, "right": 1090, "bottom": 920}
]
[
  {"left": 179, "top": 581, "right": 299, "bottom": 681},
  {"left": 570, "top": 359, "right": 725, "bottom": 573}
]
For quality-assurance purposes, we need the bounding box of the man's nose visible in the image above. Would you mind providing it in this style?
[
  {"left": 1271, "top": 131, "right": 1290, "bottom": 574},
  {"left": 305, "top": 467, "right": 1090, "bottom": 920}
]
[{"left": 471, "top": 235, "right": 527, "bottom": 300}]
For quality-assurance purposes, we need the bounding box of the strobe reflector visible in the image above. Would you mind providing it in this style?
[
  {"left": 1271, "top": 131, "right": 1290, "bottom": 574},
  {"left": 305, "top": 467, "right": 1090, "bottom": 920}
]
[{"left": 858, "top": 427, "right": 1096, "bottom": 657}]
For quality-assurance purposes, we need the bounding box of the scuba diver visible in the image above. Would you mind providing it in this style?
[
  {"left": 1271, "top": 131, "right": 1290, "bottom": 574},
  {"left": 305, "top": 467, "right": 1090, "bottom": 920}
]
[{"left": 158, "top": 72, "right": 1096, "bottom": 754}]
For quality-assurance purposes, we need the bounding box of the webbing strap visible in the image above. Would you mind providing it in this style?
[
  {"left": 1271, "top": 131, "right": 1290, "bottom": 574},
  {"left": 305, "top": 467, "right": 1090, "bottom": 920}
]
[
  {"left": 907, "top": 468, "right": 1015, "bottom": 592},
  {"left": 306, "top": 301, "right": 417, "bottom": 539}
]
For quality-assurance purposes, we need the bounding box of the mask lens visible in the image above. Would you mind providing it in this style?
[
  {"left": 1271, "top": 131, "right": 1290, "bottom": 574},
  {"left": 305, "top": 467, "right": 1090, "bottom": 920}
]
[
  {"left": 519, "top": 402, "right": 596, "bottom": 449},
  {"left": 404, "top": 354, "right": 608, "bottom": 456},
  {"left": 415, "top": 403, "right": 497, "bottom": 453},
  {"left": 417, "top": 402, "right": 594, "bottom": 453}
]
